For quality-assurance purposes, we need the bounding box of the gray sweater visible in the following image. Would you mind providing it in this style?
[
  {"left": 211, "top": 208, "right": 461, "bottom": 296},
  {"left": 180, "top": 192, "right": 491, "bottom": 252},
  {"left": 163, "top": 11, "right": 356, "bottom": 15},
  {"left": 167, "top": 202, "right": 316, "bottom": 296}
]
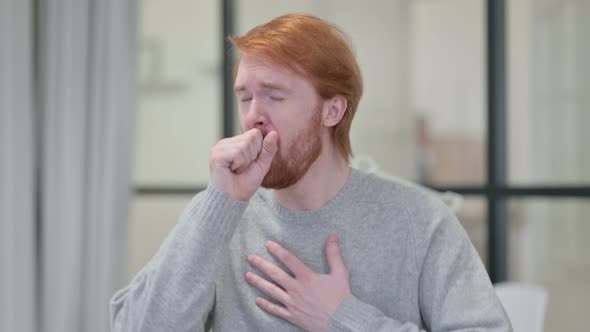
[{"left": 110, "top": 168, "right": 511, "bottom": 331}]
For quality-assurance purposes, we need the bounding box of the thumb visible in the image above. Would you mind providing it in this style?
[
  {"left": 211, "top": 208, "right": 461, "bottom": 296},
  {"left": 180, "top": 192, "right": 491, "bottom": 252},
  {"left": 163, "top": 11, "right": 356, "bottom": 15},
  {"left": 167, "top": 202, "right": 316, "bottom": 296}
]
[
  {"left": 326, "top": 235, "right": 347, "bottom": 276},
  {"left": 256, "top": 131, "right": 278, "bottom": 170}
]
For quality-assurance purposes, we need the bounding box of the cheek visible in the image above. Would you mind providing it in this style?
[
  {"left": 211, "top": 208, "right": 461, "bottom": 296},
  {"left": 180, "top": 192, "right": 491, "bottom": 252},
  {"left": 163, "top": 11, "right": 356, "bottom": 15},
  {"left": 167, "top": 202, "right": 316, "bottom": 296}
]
[
  {"left": 268, "top": 101, "right": 314, "bottom": 141},
  {"left": 237, "top": 107, "right": 248, "bottom": 131},
  {"left": 238, "top": 119, "right": 248, "bottom": 133},
  {"left": 274, "top": 125, "right": 302, "bottom": 151},
  {"left": 271, "top": 127, "right": 292, "bottom": 152}
]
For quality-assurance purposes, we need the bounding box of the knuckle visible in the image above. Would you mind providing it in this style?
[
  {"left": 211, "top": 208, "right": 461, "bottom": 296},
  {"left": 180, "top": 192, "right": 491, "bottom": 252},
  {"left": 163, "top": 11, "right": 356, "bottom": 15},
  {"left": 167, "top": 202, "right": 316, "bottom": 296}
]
[
  {"left": 277, "top": 249, "right": 289, "bottom": 262},
  {"left": 250, "top": 273, "right": 260, "bottom": 285},
  {"left": 268, "top": 269, "right": 281, "bottom": 281},
  {"left": 239, "top": 146, "right": 249, "bottom": 160},
  {"left": 264, "top": 300, "right": 274, "bottom": 311},
  {"left": 262, "top": 138, "right": 272, "bottom": 151},
  {"left": 240, "top": 141, "right": 254, "bottom": 158},
  {"left": 270, "top": 285, "right": 282, "bottom": 299},
  {"left": 289, "top": 284, "right": 302, "bottom": 299},
  {"left": 287, "top": 300, "right": 301, "bottom": 314},
  {"left": 284, "top": 297, "right": 295, "bottom": 309}
]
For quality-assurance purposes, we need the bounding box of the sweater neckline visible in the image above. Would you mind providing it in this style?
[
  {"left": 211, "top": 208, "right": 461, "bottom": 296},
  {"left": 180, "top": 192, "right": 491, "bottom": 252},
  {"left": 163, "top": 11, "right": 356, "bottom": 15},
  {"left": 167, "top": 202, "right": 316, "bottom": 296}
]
[{"left": 263, "top": 167, "right": 361, "bottom": 222}]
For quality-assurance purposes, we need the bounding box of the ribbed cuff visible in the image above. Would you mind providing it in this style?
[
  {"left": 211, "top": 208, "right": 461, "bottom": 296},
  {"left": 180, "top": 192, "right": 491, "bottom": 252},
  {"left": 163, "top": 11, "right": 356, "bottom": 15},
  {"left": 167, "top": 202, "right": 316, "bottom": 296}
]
[
  {"left": 328, "top": 295, "right": 378, "bottom": 332},
  {"left": 189, "top": 184, "right": 249, "bottom": 238}
]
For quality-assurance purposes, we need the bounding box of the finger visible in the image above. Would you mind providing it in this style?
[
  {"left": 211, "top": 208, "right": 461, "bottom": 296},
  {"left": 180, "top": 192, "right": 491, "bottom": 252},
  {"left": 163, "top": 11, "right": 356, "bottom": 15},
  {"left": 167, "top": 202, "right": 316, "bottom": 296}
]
[
  {"left": 245, "top": 272, "right": 290, "bottom": 304},
  {"left": 209, "top": 138, "right": 235, "bottom": 169},
  {"left": 211, "top": 143, "right": 247, "bottom": 172},
  {"left": 247, "top": 254, "right": 297, "bottom": 291},
  {"left": 227, "top": 147, "right": 250, "bottom": 173},
  {"left": 266, "top": 241, "right": 314, "bottom": 280},
  {"left": 255, "top": 131, "right": 278, "bottom": 172},
  {"left": 229, "top": 147, "right": 250, "bottom": 172},
  {"left": 237, "top": 129, "right": 263, "bottom": 168},
  {"left": 226, "top": 129, "right": 263, "bottom": 172},
  {"left": 218, "top": 128, "right": 259, "bottom": 147},
  {"left": 325, "top": 235, "right": 347, "bottom": 276},
  {"left": 255, "top": 297, "right": 293, "bottom": 322},
  {"left": 248, "top": 129, "right": 264, "bottom": 160},
  {"left": 215, "top": 145, "right": 250, "bottom": 173},
  {"left": 240, "top": 128, "right": 263, "bottom": 163}
]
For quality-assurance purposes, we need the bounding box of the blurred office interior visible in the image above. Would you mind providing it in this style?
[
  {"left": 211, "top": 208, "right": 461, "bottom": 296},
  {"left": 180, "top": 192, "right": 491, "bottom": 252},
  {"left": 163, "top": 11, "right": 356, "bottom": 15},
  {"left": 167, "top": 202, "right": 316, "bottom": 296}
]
[{"left": 1, "top": 0, "right": 589, "bottom": 331}]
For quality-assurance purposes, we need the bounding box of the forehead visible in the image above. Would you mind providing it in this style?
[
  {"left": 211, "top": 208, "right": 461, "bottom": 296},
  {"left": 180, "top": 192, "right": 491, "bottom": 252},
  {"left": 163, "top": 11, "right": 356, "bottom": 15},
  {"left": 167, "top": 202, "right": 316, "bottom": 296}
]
[{"left": 234, "top": 56, "right": 302, "bottom": 90}]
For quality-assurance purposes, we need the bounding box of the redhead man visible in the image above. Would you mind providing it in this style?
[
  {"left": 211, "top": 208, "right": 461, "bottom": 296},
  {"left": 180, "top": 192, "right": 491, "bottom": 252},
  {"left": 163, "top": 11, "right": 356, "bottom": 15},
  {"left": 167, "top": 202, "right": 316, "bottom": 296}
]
[{"left": 111, "top": 13, "right": 511, "bottom": 332}]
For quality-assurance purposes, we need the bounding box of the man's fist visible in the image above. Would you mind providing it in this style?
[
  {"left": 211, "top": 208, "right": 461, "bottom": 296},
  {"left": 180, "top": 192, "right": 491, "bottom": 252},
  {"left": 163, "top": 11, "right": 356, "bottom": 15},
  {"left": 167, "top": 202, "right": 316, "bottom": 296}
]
[{"left": 209, "top": 128, "right": 278, "bottom": 201}]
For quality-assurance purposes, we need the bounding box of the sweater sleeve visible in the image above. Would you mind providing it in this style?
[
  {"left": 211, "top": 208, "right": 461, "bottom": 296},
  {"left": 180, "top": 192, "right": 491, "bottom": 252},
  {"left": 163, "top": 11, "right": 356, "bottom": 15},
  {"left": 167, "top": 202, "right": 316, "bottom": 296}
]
[
  {"left": 110, "top": 184, "right": 248, "bottom": 332},
  {"left": 328, "top": 198, "right": 512, "bottom": 332}
]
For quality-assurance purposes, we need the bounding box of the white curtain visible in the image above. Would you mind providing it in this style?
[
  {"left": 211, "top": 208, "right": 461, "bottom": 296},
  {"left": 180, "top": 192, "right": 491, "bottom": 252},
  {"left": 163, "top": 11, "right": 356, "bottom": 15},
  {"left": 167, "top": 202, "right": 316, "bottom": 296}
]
[
  {"left": 1, "top": 0, "right": 138, "bottom": 331},
  {"left": 0, "top": 0, "right": 37, "bottom": 331},
  {"left": 38, "top": 0, "right": 138, "bottom": 331}
]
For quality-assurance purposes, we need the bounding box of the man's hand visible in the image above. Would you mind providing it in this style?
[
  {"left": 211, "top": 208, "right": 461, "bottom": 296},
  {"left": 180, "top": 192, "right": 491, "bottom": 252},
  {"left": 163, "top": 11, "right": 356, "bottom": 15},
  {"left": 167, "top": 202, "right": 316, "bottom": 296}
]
[
  {"left": 245, "top": 235, "right": 351, "bottom": 332},
  {"left": 209, "top": 128, "right": 278, "bottom": 201}
]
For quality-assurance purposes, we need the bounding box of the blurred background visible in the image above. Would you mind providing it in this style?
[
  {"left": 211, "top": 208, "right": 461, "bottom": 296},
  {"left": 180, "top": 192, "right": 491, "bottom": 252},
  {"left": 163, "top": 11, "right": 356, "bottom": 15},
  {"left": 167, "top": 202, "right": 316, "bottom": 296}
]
[{"left": 1, "top": 0, "right": 589, "bottom": 331}]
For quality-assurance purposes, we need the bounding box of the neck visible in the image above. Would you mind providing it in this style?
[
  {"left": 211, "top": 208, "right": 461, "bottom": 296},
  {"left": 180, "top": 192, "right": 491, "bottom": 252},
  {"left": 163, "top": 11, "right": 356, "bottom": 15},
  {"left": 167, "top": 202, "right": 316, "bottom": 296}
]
[{"left": 272, "top": 140, "right": 351, "bottom": 211}]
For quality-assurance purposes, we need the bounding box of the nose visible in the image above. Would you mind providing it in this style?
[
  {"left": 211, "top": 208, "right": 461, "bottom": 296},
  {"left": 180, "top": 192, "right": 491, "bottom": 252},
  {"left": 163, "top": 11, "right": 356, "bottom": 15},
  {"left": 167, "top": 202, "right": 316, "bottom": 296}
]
[{"left": 244, "top": 100, "right": 268, "bottom": 131}]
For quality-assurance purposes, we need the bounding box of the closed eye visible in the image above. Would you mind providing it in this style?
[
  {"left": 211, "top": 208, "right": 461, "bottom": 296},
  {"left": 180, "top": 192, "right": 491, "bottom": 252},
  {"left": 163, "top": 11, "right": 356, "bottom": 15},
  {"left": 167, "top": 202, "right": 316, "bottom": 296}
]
[{"left": 270, "top": 96, "right": 284, "bottom": 102}]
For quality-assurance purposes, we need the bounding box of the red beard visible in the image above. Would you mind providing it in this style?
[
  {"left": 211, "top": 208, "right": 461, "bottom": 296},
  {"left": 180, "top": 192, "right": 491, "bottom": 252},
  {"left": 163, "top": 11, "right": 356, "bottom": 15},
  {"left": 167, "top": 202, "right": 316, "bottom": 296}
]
[{"left": 261, "top": 110, "right": 322, "bottom": 189}]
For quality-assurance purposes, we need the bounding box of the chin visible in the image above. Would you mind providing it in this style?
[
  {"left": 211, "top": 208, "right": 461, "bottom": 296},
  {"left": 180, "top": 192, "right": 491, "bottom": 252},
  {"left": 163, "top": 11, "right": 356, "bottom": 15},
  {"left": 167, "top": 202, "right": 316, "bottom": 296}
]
[{"left": 261, "top": 151, "right": 320, "bottom": 190}]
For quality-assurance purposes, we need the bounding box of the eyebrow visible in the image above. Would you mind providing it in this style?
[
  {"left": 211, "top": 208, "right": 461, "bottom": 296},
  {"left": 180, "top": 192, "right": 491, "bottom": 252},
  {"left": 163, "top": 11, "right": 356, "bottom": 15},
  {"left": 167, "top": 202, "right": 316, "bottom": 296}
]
[{"left": 234, "top": 82, "right": 290, "bottom": 92}]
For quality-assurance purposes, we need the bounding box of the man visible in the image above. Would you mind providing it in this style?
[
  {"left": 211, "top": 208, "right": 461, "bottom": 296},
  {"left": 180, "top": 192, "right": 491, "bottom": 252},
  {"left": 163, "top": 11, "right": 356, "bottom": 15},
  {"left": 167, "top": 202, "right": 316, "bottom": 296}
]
[{"left": 111, "top": 13, "right": 511, "bottom": 332}]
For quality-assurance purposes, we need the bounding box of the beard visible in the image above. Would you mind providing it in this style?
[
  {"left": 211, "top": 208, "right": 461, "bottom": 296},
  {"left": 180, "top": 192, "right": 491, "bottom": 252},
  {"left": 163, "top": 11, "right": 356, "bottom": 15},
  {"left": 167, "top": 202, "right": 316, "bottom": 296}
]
[{"left": 261, "top": 108, "right": 323, "bottom": 189}]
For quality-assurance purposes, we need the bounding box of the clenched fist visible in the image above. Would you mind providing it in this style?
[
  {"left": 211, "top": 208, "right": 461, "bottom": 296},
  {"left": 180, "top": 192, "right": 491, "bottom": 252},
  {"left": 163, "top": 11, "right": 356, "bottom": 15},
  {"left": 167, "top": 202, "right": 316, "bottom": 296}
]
[{"left": 209, "top": 128, "right": 278, "bottom": 201}]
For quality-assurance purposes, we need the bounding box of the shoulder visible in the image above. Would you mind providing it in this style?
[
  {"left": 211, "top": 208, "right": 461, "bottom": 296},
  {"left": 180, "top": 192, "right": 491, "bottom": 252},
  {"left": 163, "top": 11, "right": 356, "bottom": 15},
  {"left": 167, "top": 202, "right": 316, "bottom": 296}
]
[
  {"left": 353, "top": 169, "right": 461, "bottom": 243},
  {"left": 353, "top": 168, "right": 452, "bottom": 219}
]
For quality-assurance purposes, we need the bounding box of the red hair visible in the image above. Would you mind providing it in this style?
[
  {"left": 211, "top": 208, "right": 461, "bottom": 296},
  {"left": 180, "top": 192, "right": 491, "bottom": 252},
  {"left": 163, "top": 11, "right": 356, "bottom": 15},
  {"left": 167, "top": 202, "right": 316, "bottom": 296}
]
[{"left": 229, "top": 13, "right": 363, "bottom": 163}]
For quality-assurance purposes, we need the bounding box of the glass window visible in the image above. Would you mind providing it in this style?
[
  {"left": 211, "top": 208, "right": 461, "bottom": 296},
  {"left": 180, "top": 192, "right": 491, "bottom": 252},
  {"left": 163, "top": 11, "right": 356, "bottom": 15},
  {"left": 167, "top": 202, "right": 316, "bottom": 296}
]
[
  {"left": 508, "top": 198, "right": 590, "bottom": 331},
  {"left": 408, "top": 0, "right": 486, "bottom": 186},
  {"left": 456, "top": 197, "right": 488, "bottom": 267},
  {"left": 134, "top": 0, "right": 220, "bottom": 187},
  {"left": 508, "top": 0, "right": 590, "bottom": 185}
]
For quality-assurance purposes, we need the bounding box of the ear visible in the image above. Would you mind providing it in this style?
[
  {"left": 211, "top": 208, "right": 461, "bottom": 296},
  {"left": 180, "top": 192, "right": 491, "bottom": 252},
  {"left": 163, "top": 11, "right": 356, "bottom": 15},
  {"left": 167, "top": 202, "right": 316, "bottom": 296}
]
[{"left": 322, "top": 95, "right": 348, "bottom": 128}]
